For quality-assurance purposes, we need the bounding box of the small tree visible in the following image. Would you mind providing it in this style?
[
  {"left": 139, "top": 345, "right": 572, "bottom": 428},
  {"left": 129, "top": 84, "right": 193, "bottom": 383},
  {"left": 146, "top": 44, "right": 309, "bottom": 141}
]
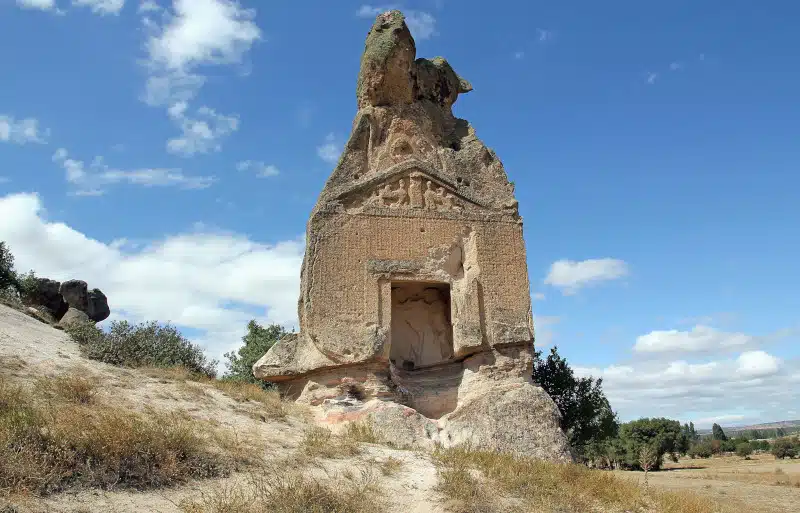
[
  {"left": 223, "top": 320, "right": 290, "bottom": 384},
  {"left": 712, "top": 423, "right": 728, "bottom": 441},
  {"left": 771, "top": 438, "right": 796, "bottom": 459},
  {"left": 639, "top": 444, "right": 657, "bottom": 489},
  {"left": 736, "top": 442, "right": 753, "bottom": 458},
  {"left": 532, "top": 346, "right": 619, "bottom": 457},
  {"left": 0, "top": 241, "right": 20, "bottom": 293}
]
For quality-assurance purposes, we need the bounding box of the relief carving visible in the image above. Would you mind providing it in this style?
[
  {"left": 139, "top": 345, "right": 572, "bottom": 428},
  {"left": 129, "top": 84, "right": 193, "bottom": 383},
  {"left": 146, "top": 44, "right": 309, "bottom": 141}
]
[{"left": 361, "top": 173, "right": 465, "bottom": 211}]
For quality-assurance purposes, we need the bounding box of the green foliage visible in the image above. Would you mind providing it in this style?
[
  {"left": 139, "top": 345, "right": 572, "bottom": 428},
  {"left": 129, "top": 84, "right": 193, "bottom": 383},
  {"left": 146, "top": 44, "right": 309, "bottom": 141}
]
[
  {"left": 615, "top": 418, "right": 688, "bottom": 470},
  {"left": 771, "top": 438, "right": 797, "bottom": 459},
  {"left": 750, "top": 439, "right": 771, "bottom": 452},
  {"left": 735, "top": 442, "right": 753, "bottom": 457},
  {"left": 0, "top": 241, "right": 18, "bottom": 291},
  {"left": 688, "top": 442, "right": 712, "bottom": 459},
  {"left": 532, "top": 346, "right": 619, "bottom": 455},
  {"left": 223, "top": 320, "right": 290, "bottom": 384},
  {"left": 682, "top": 422, "right": 699, "bottom": 444},
  {"left": 66, "top": 320, "right": 217, "bottom": 378},
  {"left": 711, "top": 423, "right": 728, "bottom": 441}
]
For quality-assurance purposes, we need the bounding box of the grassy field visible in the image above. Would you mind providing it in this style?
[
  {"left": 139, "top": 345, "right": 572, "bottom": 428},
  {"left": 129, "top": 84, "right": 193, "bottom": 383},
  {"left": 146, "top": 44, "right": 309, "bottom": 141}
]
[{"left": 615, "top": 453, "right": 800, "bottom": 513}]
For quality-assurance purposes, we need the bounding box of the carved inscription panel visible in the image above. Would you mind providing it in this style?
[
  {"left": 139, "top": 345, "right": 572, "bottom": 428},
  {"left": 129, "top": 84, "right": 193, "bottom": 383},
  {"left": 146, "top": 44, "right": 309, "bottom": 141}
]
[{"left": 358, "top": 172, "right": 466, "bottom": 212}]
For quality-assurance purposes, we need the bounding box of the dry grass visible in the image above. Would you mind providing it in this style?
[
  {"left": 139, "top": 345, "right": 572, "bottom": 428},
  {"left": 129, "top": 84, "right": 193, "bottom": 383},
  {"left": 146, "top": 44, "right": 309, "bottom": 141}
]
[
  {"left": 377, "top": 456, "right": 404, "bottom": 476},
  {"left": 179, "top": 464, "right": 385, "bottom": 513},
  {"left": 300, "top": 426, "right": 361, "bottom": 459},
  {"left": 0, "top": 374, "right": 230, "bottom": 496},
  {"left": 343, "top": 420, "right": 381, "bottom": 444},
  {"left": 432, "top": 446, "right": 728, "bottom": 513},
  {"left": 35, "top": 372, "right": 98, "bottom": 405}
]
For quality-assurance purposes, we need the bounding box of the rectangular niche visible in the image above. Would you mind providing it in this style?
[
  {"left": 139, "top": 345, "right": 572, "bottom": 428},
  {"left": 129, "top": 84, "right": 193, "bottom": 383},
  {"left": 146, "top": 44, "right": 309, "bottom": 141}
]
[{"left": 389, "top": 281, "right": 454, "bottom": 371}]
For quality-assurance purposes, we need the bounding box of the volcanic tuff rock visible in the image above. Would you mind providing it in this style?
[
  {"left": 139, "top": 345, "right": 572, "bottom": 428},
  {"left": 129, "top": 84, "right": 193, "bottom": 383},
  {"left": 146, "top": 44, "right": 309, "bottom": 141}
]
[{"left": 254, "top": 10, "right": 571, "bottom": 460}]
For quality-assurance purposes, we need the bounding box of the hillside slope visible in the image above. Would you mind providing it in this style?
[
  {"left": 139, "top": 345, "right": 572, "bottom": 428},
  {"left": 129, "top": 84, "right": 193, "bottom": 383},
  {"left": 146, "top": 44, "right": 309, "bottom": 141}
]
[{"left": 0, "top": 303, "right": 444, "bottom": 513}]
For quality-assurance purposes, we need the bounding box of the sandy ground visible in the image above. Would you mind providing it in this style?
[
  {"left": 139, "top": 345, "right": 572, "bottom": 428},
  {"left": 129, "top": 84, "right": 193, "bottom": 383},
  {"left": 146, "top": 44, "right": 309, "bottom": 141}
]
[
  {"left": 615, "top": 454, "right": 800, "bottom": 513},
  {"left": 0, "top": 304, "right": 446, "bottom": 513}
]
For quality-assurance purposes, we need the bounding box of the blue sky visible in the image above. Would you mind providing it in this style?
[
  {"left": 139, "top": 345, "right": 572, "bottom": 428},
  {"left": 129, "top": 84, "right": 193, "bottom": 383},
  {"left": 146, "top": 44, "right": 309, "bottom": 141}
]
[{"left": 1, "top": 0, "right": 798, "bottom": 428}]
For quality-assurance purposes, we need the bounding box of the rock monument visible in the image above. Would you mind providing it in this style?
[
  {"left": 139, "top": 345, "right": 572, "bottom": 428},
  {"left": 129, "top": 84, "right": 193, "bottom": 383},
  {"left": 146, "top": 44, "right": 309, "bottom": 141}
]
[{"left": 254, "top": 10, "right": 570, "bottom": 460}]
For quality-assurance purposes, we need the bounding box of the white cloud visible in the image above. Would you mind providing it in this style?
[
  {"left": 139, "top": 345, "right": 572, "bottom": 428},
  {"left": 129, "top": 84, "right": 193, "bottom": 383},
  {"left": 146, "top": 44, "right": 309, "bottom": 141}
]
[
  {"left": 513, "top": 51, "right": 525, "bottom": 60},
  {"left": 574, "top": 348, "right": 797, "bottom": 428},
  {"left": 544, "top": 258, "right": 628, "bottom": 294},
  {"left": 634, "top": 325, "right": 756, "bottom": 354},
  {"left": 669, "top": 61, "right": 683, "bottom": 71},
  {"left": 532, "top": 292, "right": 545, "bottom": 301},
  {"left": 144, "top": 0, "right": 261, "bottom": 76},
  {"left": 0, "top": 177, "right": 10, "bottom": 184},
  {"left": 0, "top": 115, "right": 48, "bottom": 145},
  {"left": 316, "top": 133, "right": 342, "bottom": 164},
  {"left": 536, "top": 28, "right": 553, "bottom": 42},
  {"left": 140, "top": 1, "right": 260, "bottom": 153},
  {"left": 15, "top": 0, "right": 57, "bottom": 11},
  {"left": 166, "top": 103, "right": 239, "bottom": 156},
  {"left": 355, "top": 5, "right": 437, "bottom": 40},
  {"left": 737, "top": 350, "right": 780, "bottom": 377},
  {"left": 53, "top": 148, "right": 215, "bottom": 194},
  {"left": 237, "top": 160, "right": 279, "bottom": 178},
  {"left": 0, "top": 192, "right": 303, "bottom": 369},
  {"left": 72, "top": 0, "right": 125, "bottom": 15},
  {"left": 646, "top": 72, "right": 658, "bottom": 84}
]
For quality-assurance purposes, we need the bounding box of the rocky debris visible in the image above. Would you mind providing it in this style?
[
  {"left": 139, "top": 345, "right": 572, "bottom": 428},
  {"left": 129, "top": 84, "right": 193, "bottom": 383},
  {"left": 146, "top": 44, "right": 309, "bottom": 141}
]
[
  {"left": 57, "top": 307, "right": 90, "bottom": 329},
  {"left": 21, "top": 278, "right": 109, "bottom": 325},
  {"left": 253, "top": 10, "right": 570, "bottom": 460}
]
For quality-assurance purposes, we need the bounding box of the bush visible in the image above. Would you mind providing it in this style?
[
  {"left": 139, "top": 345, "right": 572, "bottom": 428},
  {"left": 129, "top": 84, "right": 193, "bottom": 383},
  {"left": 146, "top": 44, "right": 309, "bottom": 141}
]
[
  {"left": 735, "top": 442, "right": 753, "bottom": 458},
  {"left": 771, "top": 438, "right": 797, "bottom": 459},
  {"left": 223, "top": 320, "right": 289, "bottom": 384},
  {"left": 66, "top": 320, "right": 217, "bottom": 378},
  {"left": 688, "top": 443, "right": 712, "bottom": 459}
]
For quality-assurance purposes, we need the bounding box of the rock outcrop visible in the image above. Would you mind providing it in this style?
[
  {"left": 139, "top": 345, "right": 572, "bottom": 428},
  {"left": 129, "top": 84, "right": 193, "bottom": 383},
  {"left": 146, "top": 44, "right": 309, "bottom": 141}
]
[
  {"left": 253, "top": 10, "right": 570, "bottom": 460},
  {"left": 23, "top": 277, "right": 110, "bottom": 325}
]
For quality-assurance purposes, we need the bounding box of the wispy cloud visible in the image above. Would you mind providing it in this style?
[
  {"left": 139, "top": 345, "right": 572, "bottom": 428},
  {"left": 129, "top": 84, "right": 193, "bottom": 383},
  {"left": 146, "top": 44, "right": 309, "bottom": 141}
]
[
  {"left": 669, "top": 61, "right": 683, "bottom": 71},
  {"left": 513, "top": 51, "right": 525, "bottom": 60},
  {"left": 355, "top": 5, "right": 437, "bottom": 40},
  {"left": 544, "top": 258, "right": 629, "bottom": 295},
  {"left": 645, "top": 72, "right": 658, "bottom": 85},
  {"left": 166, "top": 102, "right": 239, "bottom": 157},
  {"left": 536, "top": 28, "right": 554, "bottom": 42},
  {"left": 72, "top": 0, "right": 125, "bottom": 15},
  {"left": 0, "top": 115, "right": 48, "bottom": 145},
  {"left": 316, "top": 133, "right": 342, "bottom": 164},
  {"left": 237, "top": 160, "right": 279, "bottom": 178},
  {"left": 139, "top": 0, "right": 262, "bottom": 154},
  {"left": 52, "top": 148, "right": 215, "bottom": 195}
]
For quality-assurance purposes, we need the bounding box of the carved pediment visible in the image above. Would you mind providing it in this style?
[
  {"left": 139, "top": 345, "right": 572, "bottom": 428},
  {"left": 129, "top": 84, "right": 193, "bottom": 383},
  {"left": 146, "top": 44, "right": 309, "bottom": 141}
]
[{"left": 342, "top": 167, "right": 484, "bottom": 214}]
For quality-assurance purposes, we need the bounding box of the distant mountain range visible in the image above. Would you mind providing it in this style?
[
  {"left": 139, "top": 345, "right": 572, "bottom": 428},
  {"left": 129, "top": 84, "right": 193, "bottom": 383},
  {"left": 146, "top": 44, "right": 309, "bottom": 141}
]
[{"left": 696, "top": 419, "right": 800, "bottom": 435}]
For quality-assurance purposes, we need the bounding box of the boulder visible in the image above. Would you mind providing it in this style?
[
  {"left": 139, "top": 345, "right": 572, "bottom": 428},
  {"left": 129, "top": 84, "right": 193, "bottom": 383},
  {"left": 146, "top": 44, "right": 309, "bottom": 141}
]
[
  {"left": 26, "top": 278, "right": 68, "bottom": 319},
  {"left": 57, "top": 307, "right": 90, "bottom": 329},
  {"left": 60, "top": 280, "right": 89, "bottom": 312},
  {"left": 87, "top": 288, "right": 110, "bottom": 322}
]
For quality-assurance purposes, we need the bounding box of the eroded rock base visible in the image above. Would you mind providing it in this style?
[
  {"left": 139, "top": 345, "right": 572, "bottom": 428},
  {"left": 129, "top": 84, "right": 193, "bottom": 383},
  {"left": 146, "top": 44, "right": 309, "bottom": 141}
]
[{"left": 283, "top": 344, "right": 572, "bottom": 461}]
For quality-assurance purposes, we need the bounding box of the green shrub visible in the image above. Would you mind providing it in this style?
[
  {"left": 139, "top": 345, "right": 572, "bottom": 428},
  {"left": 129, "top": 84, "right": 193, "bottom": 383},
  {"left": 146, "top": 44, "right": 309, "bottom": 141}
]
[
  {"left": 66, "top": 320, "right": 217, "bottom": 378},
  {"left": 735, "top": 442, "right": 753, "bottom": 458},
  {"left": 223, "top": 320, "right": 289, "bottom": 384},
  {"left": 771, "top": 438, "right": 797, "bottom": 459},
  {"left": 688, "top": 443, "right": 712, "bottom": 459}
]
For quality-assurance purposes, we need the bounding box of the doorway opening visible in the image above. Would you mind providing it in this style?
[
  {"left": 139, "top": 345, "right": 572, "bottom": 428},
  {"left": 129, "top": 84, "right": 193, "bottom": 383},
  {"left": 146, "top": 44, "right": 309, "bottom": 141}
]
[{"left": 389, "top": 281, "right": 454, "bottom": 371}]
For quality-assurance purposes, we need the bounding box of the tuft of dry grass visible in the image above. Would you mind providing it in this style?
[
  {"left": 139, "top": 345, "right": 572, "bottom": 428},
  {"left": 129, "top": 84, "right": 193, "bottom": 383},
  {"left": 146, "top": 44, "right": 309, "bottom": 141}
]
[
  {"left": 0, "top": 375, "right": 229, "bottom": 496},
  {"left": 432, "top": 446, "right": 728, "bottom": 513},
  {"left": 35, "top": 372, "right": 98, "bottom": 405},
  {"left": 300, "top": 426, "right": 361, "bottom": 459},
  {"left": 343, "top": 420, "right": 381, "bottom": 444},
  {"left": 377, "top": 456, "right": 404, "bottom": 476},
  {"left": 180, "top": 464, "right": 385, "bottom": 513}
]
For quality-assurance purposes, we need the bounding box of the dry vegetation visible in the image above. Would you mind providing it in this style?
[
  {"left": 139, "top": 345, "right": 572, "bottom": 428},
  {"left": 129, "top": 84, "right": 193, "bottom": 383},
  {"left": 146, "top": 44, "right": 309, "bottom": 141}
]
[
  {"left": 432, "top": 446, "right": 729, "bottom": 513},
  {"left": 0, "top": 373, "right": 230, "bottom": 496}
]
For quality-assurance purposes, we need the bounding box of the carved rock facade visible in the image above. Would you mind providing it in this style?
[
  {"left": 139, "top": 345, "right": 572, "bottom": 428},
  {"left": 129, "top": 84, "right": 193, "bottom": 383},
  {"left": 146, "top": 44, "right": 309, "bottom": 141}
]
[{"left": 254, "top": 10, "right": 570, "bottom": 460}]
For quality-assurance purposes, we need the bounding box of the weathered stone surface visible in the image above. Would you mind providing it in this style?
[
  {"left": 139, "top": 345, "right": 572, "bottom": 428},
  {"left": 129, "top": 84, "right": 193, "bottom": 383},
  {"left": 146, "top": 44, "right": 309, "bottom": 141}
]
[
  {"left": 87, "top": 288, "right": 110, "bottom": 322},
  {"left": 57, "top": 307, "right": 90, "bottom": 329},
  {"left": 25, "top": 278, "right": 68, "bottom": 319},
  {"left": 60, "top": 280, "right": 89, "bottom": 312},
  {"left": 253, "top": 9, "right": 570, "bottom": 460}
]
